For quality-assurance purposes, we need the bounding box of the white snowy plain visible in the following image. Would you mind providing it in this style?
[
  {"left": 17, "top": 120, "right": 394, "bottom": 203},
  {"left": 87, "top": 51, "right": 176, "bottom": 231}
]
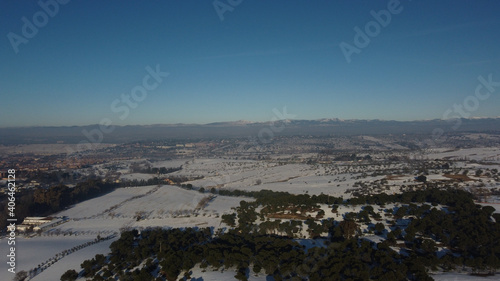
[{"left": 0, "top": 184, "right": 248, "bottom": 281}]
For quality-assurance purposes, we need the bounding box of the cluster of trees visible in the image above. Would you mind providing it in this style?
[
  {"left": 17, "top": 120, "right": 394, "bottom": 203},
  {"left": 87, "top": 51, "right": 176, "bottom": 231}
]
[
  {"left": 224, "top": 200, "right": 332, "bottom": 239},
  {"left": 303, "top": 239, "right": 430, "bottom": 280},
  {"left": 31, "top": 179, "right": 115, "bottom": 214},
  {"left": 329, "top": 192, "right": 500, "bottom": 275},
  {"left": 69, "top": 228, "right": 212, "bottom": 281},
  {"left": 258, "top": 219, "right": 303, "bottom": 236},
  {"left": 0, "top": 179, "right": 115, "bottom": 231},
  {"left": 206, "top": 187, "right": 344, "bottom": 206},
  {"left": 65, "top": 187, "right": 500, "bottom": 280},
  {"left": 18, "top": 169, "right": 82, "bottom": 184},
  {"left": 118, "top": 176, "right": 200, "bottom": 188},
  {"left": 130, "top": 165, "right": 182, "bottom": 175},
  {"left": 400, "top": 200, "right": 500, "bottom": 273},
  {"left": 224, "top": 187, "right": 500, "bottom": 273},
  {"left": 342, "top": 205, "right": 381, "bottom": 223},
  {"left": 67, "top": 228, "right": 430, "bottom": 281},
  {"left": 0, "top": 190, "right": 36, "bottom": 231},
  {"left": 118, "top": 177, "right": 165, "bottom": 187},
  {"left": 333, "top": 153, "right": 372, "bottom": 161},
  {"left": 346, "top": 188, "right": 475, "bottom": 206},
  {"left": 205, "top": 185, "right": 476, "bottom": 210}
]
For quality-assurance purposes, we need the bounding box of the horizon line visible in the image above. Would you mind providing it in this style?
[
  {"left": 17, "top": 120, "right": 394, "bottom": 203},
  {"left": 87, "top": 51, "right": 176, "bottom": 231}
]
[{"left": 1, "top": 116, "right": 500, "bottom": 129}]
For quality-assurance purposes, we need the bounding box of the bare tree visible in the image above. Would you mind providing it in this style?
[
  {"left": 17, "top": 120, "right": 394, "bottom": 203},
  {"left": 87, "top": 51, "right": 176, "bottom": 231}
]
[{"left": 13, "top": 271, "right": 28, "bottom": 281}]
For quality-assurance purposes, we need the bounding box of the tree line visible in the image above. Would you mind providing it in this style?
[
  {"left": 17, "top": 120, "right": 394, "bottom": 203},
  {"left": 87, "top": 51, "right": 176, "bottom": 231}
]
[
  {"left": 66, "top": 187, "right": 500, "bottom": 280},
  {"left": 129, "top": 165, "right": 182, "bottom": 175},
  {"left": 0, "top": 179, "right": 116, "bottom": 231},
  {"left": 66, "top": 228, "right": 430, "bottom": 281}
]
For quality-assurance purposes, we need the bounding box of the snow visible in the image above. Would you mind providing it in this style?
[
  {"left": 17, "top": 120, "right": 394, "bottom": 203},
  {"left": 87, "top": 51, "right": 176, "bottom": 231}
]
[
  {"left": 4, "top": 152, "right": 500, "bottom": 280},
  {"left": 30, "top": 237, "right": 117, "bottom": 281},
  {"left": 431, "top": 272, "right": 500, "bottom": 280},
  {"left": 50, "top": 185, "right": 250, "bottom": 236},
  {"left": 0, "top": 234, "right": 117, "bottom": 281},
  {"left": 0, "top": 184, "right": 252, "bottom": 281},
  {"left": 187, "top": 265, "right": 269, "bottom": 281},
  {"left": 150, "top": 158, "right": 188, "bottom": 168},
  {"left": 57, "top": 186, "right": 154, "bottom": 219},
  {"left": 120, "top": 172, "right": 157, "bottom": 181},
  {"left": 477, "top": 203, "right": 500, "bottom": 214},
  {"left": 427, "top": 147, "right": 500, "bottom": 163},
  {"left": 179, "top": 159, "right": 373, "bottom": 197}
]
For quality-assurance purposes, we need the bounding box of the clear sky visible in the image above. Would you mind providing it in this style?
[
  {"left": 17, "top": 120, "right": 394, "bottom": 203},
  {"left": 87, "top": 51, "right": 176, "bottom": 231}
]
[{"left": 1, "top": 0, "right": 499, "bottom": 127}]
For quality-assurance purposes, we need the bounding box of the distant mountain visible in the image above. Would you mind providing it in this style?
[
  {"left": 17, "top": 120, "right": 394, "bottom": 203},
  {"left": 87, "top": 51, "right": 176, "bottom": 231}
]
[
  {"left": 0, "top": 118, "right": 499, "bottom": 144},
  {"left": 205, "top": 120, "right": 256, "bottom": 126}
]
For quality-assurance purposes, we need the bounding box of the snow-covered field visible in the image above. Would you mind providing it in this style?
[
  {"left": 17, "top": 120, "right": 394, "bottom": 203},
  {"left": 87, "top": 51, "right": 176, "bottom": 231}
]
[
  {"left": 119, "top": 172, "right": 157, "bottom": 181},
  {"left": 54, "top": 185, "right": 248, "bottom": 234},
  {"left": 0, "top": 234, "right": 117, "bottom": 281},
  {"left": 174, "top": 158, "right": 378, "bottom": 197},
  {"left": 59, "top": 184, "right": 242, "bottom": 216},
  {"left": 108, "top": 146, "right": 500, "bottom": 199},
  {"left": 187, "top": 266, "right": 269, "bottom": 281},
  {"left": 0, "top": 185, "right": 248, "bottom": 281},
  {"left": 431, "top": 272, "right": 500, "bottom": 280},
  {"left": 427, "top": 147, "right": 500, "bottom": 163},
  {"left": 3, "top": 146, "right": 500, "bottom": 280},
  {"left": 31, "top": 237, "right": 117, "bottom": 281}
]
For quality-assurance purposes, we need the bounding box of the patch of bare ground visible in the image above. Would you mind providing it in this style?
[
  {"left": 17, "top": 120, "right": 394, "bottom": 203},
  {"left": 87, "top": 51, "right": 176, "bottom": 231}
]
[
  {"left": 443, "top": 174, "right": 475, "bottom": 182},
  {"left": 266, "top": 213, "right": 311, "bottom": 220},
  {"left": 386, "top": 175, "right": 405, "bottom": 180},
  {"left": 273, "top": 176, "right": 301, "bottom": 183}
]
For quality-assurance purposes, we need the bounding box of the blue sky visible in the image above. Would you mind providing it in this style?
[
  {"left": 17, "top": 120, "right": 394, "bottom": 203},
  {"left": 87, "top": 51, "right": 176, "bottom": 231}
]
[{"left": 1, "top": 0, "right": 499, "bottom": 127}]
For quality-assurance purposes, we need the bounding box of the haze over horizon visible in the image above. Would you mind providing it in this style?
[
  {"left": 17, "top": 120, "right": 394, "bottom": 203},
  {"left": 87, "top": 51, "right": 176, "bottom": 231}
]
[
  {"left": 3, "top": 116, "right": 500, "bottom": 130},
  {"left": 2, "top": 1, "right": 500, "bottom": 127}
]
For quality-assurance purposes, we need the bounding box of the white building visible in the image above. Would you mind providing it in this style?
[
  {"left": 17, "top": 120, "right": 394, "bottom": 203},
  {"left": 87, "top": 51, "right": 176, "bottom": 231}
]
[
  {"left": 33, "top": 218, "right": 63, "bottom": 232},
  {"left": 22, "top": 217, "right": 52, "bottom": 226},
  {"left": 20, "top": 216, "right": 65, "bottom": 232}
]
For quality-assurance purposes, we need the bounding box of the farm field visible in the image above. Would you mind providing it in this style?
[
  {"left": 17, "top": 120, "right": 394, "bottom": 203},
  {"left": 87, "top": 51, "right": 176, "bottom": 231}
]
[
  {"left": 0, "top": 185, "right": 250, "bottom": 281},
  {"left": 2, "top": 146, "right": 500, "bottom": 280}
]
